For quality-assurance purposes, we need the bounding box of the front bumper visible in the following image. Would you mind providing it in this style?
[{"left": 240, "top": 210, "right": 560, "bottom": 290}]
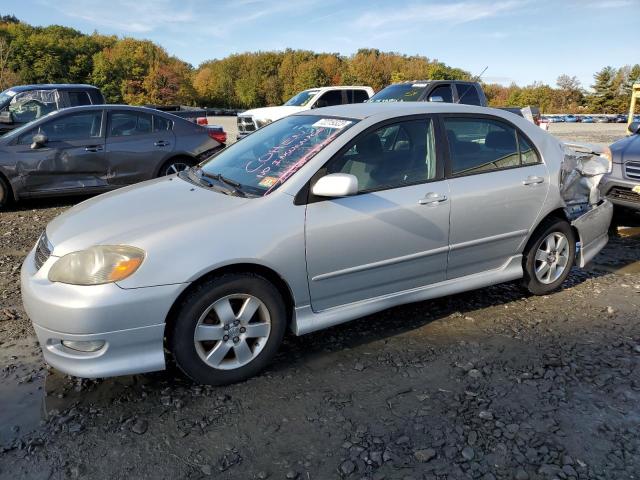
[
  {"left": 21, "top": 248, "right": 187, "bottom": 378},
  {"left": 571, "top": 199, "right": 614, "bottom": 268},
  {"left": 600, "top": 170, "right": 640, "bottom": 211}
]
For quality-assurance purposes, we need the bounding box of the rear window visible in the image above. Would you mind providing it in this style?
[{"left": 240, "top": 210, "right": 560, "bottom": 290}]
[
  {"left": 347, "top": 89, "right": 370, "bottom": 104},
  {"left": 68, "top": 91, "right": 92, "bottom": 106},
  {"left": 153, "top": 115, "right": 172, "bottom": 132},
  {"left": 456, "top": 85, "right": 481, "bottom": 105},
  {"left": 369, "top": 83, "right": 429, "bottom": 103}
]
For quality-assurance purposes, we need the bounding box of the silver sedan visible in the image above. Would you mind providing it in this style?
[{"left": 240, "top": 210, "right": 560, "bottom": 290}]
[{"left": 21, "top": 103, "right": 613, "bottom": 385}]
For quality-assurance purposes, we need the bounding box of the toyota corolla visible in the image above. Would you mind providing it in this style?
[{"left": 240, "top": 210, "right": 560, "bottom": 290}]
[{"left": 21, "top": 103, "right": 613, "bottom": 385}]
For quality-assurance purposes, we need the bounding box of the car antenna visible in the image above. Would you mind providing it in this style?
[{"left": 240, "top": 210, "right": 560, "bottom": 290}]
[{"left": 457, "top": 66, "right": 488, "bottom": 104}]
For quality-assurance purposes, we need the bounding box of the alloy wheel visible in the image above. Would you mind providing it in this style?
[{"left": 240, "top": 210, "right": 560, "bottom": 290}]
[
  {"left": 164, "top": 162, "right": 190, "bottom": 175},
  {"left": 534, "top": 232, "right": 570, "bottom": 284},
  {"left": 193, "top": 294, "right": 271, "bottom": 370}
]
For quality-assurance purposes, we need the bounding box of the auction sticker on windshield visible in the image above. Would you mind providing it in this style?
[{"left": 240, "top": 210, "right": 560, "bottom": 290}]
[{"left": 312, "top": 118, "right": 353, "bottom": 129}]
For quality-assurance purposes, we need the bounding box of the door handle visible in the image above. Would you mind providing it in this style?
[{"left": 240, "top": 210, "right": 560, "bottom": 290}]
[
  {"left": 85, "top": 145, "right": 103, "bottom": 152},
  {"left": 522, "top": 175, "right": 544, "bottom": 186},
  {"left": 418, "top": 192, "right": 448, "bottom": 205},
  {"left": 154, "top": 140, "right": 170, "bottom": 147}
]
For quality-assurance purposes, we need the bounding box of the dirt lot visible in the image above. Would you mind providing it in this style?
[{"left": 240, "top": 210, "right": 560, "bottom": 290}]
[{"left": 1, "top": 124, "right": 639, "bottom": 480}]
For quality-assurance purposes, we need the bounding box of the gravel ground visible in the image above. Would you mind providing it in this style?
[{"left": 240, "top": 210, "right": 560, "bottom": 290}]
[{"left": 1, "top": 124, "right": 639, "bottom": 480}]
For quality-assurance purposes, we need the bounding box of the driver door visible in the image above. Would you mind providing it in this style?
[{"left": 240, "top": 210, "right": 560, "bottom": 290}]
[{"left": 11, "top": 110, "right": 107, "bottom": 194}]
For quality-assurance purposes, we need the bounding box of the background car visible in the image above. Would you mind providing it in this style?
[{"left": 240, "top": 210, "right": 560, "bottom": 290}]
[
  {"left": 564, "top": 114, "right": 578, "bottom": 123},
  {"left": 0, "top": 84, "right": 104, "bottom": 134},
  {"left": 601, "top": 120, "right": 640, "bottom": 226},
  {"left": 593, "top": 116, "right": 609, "bottom": 123},
  {"left": 581, "top": 116, "right": 594, "bottom": 123},
  {"left": 615, "top": 114, "right": 628, "bottom": 123},
  {"left": 0, "top": 105, "right": 223, "bottom": 208}
]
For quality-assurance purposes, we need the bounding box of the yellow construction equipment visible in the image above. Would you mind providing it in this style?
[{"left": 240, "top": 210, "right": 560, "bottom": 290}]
[{"left": 629, "top": 83, "right": 640, "bottom": 129}]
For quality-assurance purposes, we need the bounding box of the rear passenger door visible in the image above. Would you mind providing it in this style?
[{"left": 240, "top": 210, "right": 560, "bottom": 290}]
[
  {"left": 442, "top": 115, "right": 549, "bottom": 279},
  {"left": 105, "top": 110, "right": 175, "bottom": 186}
]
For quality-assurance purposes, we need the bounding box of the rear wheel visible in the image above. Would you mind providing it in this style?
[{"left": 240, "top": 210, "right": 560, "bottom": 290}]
[
  {"left": 158, "top": 158, "right": 195, "bottom": 177},
  {"left": 523, "top": 218, "right": 575, "bottom": 295},
  {"left": 169, "top": 274, "right": 287, "bottom": 385}
]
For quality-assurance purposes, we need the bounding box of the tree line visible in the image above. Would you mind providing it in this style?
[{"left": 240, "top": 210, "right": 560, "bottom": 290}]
[{"left": 0, "top": 16, "right": 638, "bottom": 113}]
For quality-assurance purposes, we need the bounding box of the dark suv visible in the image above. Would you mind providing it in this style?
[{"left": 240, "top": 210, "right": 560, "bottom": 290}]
[
  {"left": 0, "top": 84, "right": 104, "bottom": 134},
  {"left": 368, "top": 80, "right": 488, "bottom": 106}
]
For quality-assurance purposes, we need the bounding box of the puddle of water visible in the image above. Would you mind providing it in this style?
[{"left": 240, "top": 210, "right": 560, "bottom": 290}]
[{"left": 0, "top": 336, "right": 46, "bottom": 445}]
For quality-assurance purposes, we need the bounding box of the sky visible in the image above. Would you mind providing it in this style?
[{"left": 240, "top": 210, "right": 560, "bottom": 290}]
[{"left": 3, "top": 0, "right": 639, "bottom": 89}]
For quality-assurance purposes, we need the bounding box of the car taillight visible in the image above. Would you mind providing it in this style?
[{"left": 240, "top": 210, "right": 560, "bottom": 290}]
[
  {"left": 208, "top": 129, "right": 227, "bottom": 144},
  {"left": 196, "top": 117, "right": 208, "bottom": 126}
]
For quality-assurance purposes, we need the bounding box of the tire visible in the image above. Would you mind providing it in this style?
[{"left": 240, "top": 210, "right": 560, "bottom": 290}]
[
  {"left": 0, "top": 176, "right": 10, "bottom": 210},
  {"left": 158, "top": 157, "right": 195, "bottom": 177},
  {"left": 169, "top": 274, "right": 287, "bottom": 385},
  {"left": 522, "top": 218, "right": 576, "bottom": 295}
]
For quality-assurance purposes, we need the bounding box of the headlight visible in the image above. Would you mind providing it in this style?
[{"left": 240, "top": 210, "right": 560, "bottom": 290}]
[
  {"left": 48, "top": 245, "right": 145, "bottom": 285},
  {"left": 255, "top": 118, "right": 273, "bottom": 128}
]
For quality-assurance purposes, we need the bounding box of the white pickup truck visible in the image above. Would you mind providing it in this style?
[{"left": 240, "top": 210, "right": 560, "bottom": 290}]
[{"left": 236, "top": 86, "right": 374, "bottom": 139}]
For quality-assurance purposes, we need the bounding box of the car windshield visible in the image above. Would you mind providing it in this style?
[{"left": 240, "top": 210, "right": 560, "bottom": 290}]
[
  {"left": 284, "top": 90, "right": 320, "bottom": 107},
  {"left": 369, "top": 83, "right": 429, "bottom": 103},
  {"left": 193, "top": 115, "right": 357, "bottom": 196}
]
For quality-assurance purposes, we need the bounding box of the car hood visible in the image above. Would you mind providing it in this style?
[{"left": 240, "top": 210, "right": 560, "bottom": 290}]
[
  {"left": 240, "top": 105, "right": 306, "bottom": 121},
  {"left": 610, "top": 134, "right": 640, "bottom": 163},
  {"left": 46, "top": 176, "right": 249, "bottom": 256}
]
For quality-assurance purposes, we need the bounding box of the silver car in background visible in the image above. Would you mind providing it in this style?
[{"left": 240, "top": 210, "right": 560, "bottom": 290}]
[
  {"left": 21, "top": 103, "right": 613, "bottom": 385},
  {"left": 0, "top": 105, "right": 223, "bottom": 209}
]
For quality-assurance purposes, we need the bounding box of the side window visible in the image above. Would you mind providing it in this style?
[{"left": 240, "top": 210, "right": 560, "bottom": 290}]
[
  {"left": 456, "top": 85, "right": 481, "bottom": 105},
  {"left": 153, "top": 115, "right": 172, "bottom": 132},
  {"left": 353, "top": 90, "right": 370, "bottom": 103},
  {"left": 314, "top": 90, "right": 343, "bottom": 108},
  {"left": 327, "top": 119, "right": 437, "bottom": 192},
  {"left": 345, "top": 89, "right": 369, "bottom": 104},
  {"left": 428, "top": 85, "right": 453, "bottom": 103},
  {"left": 68, "top": 91, "right": 92, "bottom": 106},
  {"left": 109, "top": 111, "right": 152, "bottom": 137},
  {"left": 444, "top": 118, "right": 523, "bottom": 176},
  {"left": 518, "top": 133, "right": 540, "bottom": 165},
  {"left": 18, "top": 111, "right": 102, "bottom": 144}
]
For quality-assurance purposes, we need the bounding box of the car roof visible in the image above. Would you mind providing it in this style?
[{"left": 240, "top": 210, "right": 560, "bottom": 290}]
[
  {"left": 28, "top": 104, "right": 191, "bottom": 125},
  {"left": 48, "top": 104, "right": 175, "bottom": 115},
  {"left": 7, "top": 84, "right": 100, "bottom": 92},
  {"left": 389, "top": 80, "right": 477, "bottom": 85},
  {"left": 296, "top": 102, "right": 512, "bottom": 121}
]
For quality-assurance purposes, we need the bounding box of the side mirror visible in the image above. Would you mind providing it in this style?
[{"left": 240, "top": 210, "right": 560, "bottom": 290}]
[
  {"left": 628, "top": 121, "right": 640, "bottom": 135},
  {"left": 31, "top": 133, "right": 48, "bottom": 149},
  {"left": 313, "top": 99, "right": 329, "bottom": 109},
  {"left": 312, "top": 173, "right": 358, "bottom": 198},
  {"left": 429, "top": 95, "right": 445, "bottom": 102},
  {"left": 0, "top": 110, "right": 13, "bottom": 124}
]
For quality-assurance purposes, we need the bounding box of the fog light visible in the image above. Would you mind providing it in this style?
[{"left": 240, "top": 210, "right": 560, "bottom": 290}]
[{"left": 61, "top": 340, "right": 105, "bottom": 352}]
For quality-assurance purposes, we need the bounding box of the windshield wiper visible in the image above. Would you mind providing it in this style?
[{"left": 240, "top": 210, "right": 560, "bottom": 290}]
[{"left": 197, "top": 170, "right": 248, "bottom": 197}]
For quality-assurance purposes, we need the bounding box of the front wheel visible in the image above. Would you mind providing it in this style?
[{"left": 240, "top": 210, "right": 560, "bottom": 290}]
[
  {"left": 169, "top": 274, "right": 287, "bottom": 385},
  {"left": 523, "top": 218, "right": 576, "bottom": 295}
]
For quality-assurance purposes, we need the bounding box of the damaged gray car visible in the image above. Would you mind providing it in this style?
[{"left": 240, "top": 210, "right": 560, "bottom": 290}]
[
  {"left": 0, "top": 105, "right": 223, "bottom": 208},
  {"left": 21, "top": 103, "right": 613, "bottom": 385}
]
